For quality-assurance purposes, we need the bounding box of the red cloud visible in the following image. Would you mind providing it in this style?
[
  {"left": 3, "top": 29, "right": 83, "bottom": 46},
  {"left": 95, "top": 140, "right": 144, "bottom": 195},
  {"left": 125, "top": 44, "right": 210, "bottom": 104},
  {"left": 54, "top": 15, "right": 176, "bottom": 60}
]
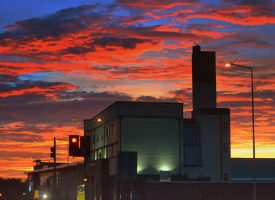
[
  {"left": 0, "top": 82, "right": 76, "bottom": 99},
  {"left": 0, "top": 2, "right": 274, "bottom": 178},
  {"left": 187, "top": 4, "right": 275, "bottom": 26}
]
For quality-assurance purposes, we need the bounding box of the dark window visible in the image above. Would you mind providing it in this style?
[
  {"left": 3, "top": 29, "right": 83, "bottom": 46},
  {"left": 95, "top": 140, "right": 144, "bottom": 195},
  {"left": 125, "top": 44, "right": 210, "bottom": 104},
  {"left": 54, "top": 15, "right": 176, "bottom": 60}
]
[
  {"left": 106, "top": 127, "right": 110, "bottom": 137},
  {"left": 112, "top": 124, "right": 115, "bottom": 135},
  {"left": 108, "top": 146, "right": 113, "bottom": 157},
  {"left": 183, "top": 126, "right": 202, "bottom": 166}
]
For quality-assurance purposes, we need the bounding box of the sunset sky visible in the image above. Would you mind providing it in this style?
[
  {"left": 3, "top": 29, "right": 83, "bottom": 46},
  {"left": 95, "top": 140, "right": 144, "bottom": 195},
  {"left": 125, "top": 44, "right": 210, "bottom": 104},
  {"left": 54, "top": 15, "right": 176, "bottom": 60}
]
[{"left": 0, "top": 0, "right": 274, "bottom": 179}]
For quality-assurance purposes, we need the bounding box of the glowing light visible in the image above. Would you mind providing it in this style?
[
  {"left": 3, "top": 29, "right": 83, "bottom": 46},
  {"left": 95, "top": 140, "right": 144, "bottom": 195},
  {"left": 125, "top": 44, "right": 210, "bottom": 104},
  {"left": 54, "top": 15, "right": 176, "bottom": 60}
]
[
  {"left": 159, "top": 164, "right": 171, "bottom": 171},
  {"left": 137, "top": 165, "right": 142, "bottom": 173},
  {"left": 42, "top": 194, "right": 48, "bottom": 199},
  {"left": 97, "top": 118, "right": 102, "bottom": 122},
  {"left": 224, "top": 63, "right": 231, "bottom": 68},
  {"left": 71, "top": 138, "right": 77, "bottom": 143}
]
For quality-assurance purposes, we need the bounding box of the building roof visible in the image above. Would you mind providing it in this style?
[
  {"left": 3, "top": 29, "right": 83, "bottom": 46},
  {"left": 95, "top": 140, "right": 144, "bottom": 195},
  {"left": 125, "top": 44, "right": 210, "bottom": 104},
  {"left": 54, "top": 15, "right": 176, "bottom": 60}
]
[
  {"left": 27, "top": 161, "right": 83, "bottom": 174},
  {"left": 84, "top": 101, "right": 183, "bottom": 131}
]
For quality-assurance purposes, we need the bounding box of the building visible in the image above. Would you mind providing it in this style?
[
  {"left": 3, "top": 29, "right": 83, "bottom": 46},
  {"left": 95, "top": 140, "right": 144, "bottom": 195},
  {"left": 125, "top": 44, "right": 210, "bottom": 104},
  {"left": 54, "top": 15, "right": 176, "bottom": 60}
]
[
  {"left": 192, "top": 45, "right": 216, "bottom": 110},
  {"left": 27, "top": 160, "right": 84, "bottom": 200},
  {"left": 81, "top": 45, "right": 231, "bottom": 199},
  {"left": 84, "top": 100, "right": 230, "bottom": 181}
]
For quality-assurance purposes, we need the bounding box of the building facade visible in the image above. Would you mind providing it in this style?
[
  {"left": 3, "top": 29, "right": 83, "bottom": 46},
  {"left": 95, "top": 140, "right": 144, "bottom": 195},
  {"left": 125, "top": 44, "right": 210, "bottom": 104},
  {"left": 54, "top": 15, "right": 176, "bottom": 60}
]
[
  {"left": 81, "top": 45, "right": 231, "bottom": 199},
  {"left": 27, "top": 160, "right": 84, "bottom": 200}
]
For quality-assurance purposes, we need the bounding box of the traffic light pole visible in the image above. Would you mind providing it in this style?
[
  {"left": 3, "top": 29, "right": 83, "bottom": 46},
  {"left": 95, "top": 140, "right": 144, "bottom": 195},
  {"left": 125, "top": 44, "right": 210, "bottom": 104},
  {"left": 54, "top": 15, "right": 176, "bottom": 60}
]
[{"left": 53, "top": 137, "right": 57, "bottom": 186}]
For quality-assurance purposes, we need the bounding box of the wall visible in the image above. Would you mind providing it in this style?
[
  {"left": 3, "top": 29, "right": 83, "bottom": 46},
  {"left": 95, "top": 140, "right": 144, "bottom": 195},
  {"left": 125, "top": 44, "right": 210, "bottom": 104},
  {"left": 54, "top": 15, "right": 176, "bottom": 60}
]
[
  {"left": 121, "top": 117, "right": 180, "bottom": 175},
  {"left": 188, "top": 110, "right": 230, "bottom": 181},
  {"left": 29, "top": 165, "right": 84, "bottom": 200},
  {"left": 145, "top": 182, "right": 275, "bottom": 200}
]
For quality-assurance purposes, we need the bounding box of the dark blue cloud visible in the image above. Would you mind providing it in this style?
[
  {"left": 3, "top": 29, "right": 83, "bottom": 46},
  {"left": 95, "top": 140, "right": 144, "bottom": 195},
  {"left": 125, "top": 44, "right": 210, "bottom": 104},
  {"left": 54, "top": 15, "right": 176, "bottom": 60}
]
[{"left": 0, "top": 0, "right": 114, "bottom": 32}]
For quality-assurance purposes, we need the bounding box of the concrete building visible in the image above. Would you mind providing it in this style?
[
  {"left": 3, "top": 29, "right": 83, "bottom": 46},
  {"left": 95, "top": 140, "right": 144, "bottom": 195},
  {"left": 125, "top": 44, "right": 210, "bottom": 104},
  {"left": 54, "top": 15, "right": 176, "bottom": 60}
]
[
  {"left": 192, "top": 45, "right": 216, "bottom": 110},
  {"left": 80, "top": 45, "right": 231, "bottom": 199},
  {"left": 83, "top": 45, "right": 230, "bottom": 182},
  {"left": 27, "top": 160, "right": 84, "bottom": 200},
  {"left": 190, "top": 45, "right": 230, "bottom": 181},
  {"left": 84, "top": 101, "right": 230, "bottom": 182}
]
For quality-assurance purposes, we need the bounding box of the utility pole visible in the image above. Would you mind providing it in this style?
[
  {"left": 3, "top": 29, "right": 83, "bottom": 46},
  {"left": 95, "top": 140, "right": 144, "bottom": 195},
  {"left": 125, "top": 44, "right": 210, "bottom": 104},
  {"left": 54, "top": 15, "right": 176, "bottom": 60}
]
[
  {"left": 54, "top": 137, "right": 57, "bottom": 185},
  {"left": 51, "top": 137, "right": 57, "bottom": 185}
]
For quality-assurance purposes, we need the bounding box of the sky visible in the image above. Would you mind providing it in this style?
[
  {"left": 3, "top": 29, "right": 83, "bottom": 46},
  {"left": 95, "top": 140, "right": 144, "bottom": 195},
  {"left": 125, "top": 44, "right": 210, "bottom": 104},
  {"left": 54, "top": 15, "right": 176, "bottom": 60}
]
[{"left": 0, "top": 0, "right": 274, "bottom": 178}]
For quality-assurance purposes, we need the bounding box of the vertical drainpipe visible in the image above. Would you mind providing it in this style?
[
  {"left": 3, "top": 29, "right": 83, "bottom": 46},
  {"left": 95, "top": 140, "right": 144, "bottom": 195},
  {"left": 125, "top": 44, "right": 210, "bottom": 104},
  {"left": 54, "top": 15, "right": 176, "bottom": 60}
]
[
  {"left": 219, "top": 114, "right": 223, "bottom": 182},
  {"left": 119, "top": 116, "right": 122, "bottom": 152},
  {"left": 178, "top": 117, "right": 182, "bottom": 176},
  {"left": 115, "top": 116, "right": 122, "bottom": 200},
  {"left": 104, "top": 123, "right": 106, "bottom": 158}
]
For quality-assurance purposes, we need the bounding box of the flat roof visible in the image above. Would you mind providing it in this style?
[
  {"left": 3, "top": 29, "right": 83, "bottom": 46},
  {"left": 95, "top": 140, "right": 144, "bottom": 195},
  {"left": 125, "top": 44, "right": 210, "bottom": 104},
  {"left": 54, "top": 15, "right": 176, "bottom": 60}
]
[
  {"left": 27, "top": 161, "right": 83, "bottom": 174},
  {"left": 84, "top": 101, "right": 184, "bottom": 131}
]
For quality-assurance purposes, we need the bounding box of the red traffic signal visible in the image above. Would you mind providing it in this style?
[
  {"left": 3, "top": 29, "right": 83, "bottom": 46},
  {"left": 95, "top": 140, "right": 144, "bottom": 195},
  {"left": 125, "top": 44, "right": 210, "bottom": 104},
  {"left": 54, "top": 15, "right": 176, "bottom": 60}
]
[
  {"left": 69, "top": 135, "right": 82, "bottom": 157},
  {"left": 71, "top": 137, "right": 77, "bottom": 143},
  {"left": 69, "top": 135, "right": 91, "bottom": 157}
]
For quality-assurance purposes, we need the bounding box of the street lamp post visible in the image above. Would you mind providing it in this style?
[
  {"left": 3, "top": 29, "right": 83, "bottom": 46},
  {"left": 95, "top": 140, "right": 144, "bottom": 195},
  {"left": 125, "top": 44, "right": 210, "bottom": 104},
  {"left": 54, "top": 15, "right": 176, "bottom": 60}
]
[{"left": 225, "top": 63, "right": 256, "bottom": 200}]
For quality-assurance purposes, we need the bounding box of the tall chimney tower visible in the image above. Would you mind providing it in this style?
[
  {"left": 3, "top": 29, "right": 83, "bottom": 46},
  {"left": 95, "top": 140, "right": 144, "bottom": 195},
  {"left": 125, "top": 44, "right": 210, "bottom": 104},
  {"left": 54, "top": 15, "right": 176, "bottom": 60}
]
[{"left": 192, "top": 45, "right": 216, "bottom": 110}]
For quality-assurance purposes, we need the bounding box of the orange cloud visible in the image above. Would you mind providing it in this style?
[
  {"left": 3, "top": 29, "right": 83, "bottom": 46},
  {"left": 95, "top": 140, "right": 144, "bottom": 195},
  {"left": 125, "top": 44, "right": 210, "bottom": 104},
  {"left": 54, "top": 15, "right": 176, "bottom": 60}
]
[
  {"left": 0, "top": 84, "right": 76, "bottom": 99},
  {"left": 186, "top": 4, "right": 275, "bottom": 26},
  {"left": 0, "top": 121, "right": 83, "bottom": 179}
]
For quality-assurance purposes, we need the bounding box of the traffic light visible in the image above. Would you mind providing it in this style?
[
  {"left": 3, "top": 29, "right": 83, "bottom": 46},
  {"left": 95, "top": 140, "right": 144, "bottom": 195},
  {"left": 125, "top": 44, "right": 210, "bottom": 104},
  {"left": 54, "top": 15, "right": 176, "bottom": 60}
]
[
  {"left": 80, "top": 136, "right": 91, "bottom": 157},
  {"left": 50, "top": 146, "right": 56, "bottom": 158},
  {"left": 69, "top": 135, "right": 82, "bottom": 156}
]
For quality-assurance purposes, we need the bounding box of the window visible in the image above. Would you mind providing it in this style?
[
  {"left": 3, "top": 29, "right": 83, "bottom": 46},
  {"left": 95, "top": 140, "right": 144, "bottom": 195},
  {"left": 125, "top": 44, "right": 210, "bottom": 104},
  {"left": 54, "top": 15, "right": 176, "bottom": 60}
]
[
  {"left": 91, "top": 133, "right": 95, "bottom": 143},
  {"left": 106, "top": 127, "right": 110, "bottom": 137},
  {"left": 112, "top": 124, "right": 115, "bottom": 135},
  {"left": 98, "top": 151, "right": 102, "bottom": 159},
  {"left": 108, "top": 146, "right": 113, "bottom": 158},
  {"left": 183, "top": 126, "right": 202, "bottom": 166}
]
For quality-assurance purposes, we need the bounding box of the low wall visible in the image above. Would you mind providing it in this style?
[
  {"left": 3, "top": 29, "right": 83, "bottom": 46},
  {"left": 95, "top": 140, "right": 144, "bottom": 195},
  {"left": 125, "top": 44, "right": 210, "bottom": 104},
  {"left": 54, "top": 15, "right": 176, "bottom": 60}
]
[{"left": 145, "top": 182, "right": 275, "bottom": 200}]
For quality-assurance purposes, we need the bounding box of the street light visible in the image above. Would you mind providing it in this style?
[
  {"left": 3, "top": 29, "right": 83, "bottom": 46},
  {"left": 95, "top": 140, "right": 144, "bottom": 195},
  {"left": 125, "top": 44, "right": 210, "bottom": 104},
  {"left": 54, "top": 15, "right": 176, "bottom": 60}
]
[
  {"left": 224, "top": 62, "right": 256, "bottom": 200},
  {"left": 42, "top": 193, "right": 48, "bottom": 199},
  {"left": 97, "top": 118, "right": 102, "bottom": 122}
]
